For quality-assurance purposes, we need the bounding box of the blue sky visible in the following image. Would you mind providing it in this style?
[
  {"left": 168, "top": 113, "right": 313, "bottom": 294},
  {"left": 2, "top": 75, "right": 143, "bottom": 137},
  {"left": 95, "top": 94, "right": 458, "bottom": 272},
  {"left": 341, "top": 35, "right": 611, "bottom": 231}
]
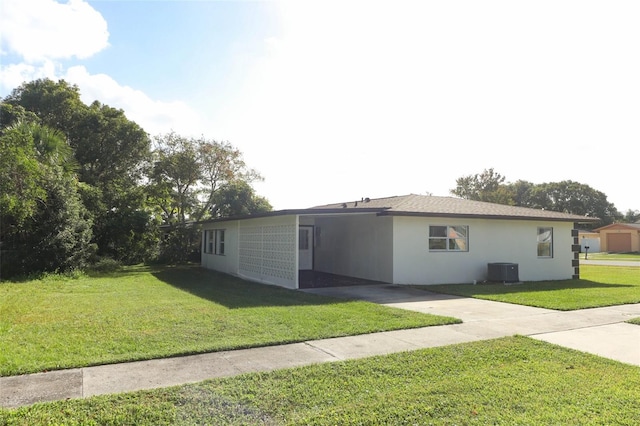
[{"left": 1, "top": 0, "right": 639, "bottom": 212}]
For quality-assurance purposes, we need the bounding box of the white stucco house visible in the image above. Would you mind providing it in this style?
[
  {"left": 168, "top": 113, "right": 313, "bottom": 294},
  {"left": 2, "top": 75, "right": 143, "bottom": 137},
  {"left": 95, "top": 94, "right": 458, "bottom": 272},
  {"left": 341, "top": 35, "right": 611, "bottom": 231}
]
[{"left": 200, "top": 194, "right": 598, "bottom": 289}]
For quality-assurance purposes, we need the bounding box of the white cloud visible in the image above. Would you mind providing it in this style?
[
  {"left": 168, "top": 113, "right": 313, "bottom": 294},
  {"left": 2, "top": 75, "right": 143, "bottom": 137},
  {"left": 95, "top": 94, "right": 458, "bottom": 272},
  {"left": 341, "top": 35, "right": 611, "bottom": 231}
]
[
  {"left": 0, "top": 0, "right": 109, "bottom": 62},
  {"left": 0, "top": 0, "right": 203, "bottom": 137},
  {"left": 0, "top": 60, "right": 60, "bottom": 93},
  {"left": 64, "top": 66, "right": 204, "bottom": 136}
]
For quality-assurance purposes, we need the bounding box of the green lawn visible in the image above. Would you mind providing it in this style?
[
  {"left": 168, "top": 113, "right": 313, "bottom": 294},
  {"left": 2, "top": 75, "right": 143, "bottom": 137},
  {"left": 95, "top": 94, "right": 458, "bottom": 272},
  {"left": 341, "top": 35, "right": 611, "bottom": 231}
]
[
  {"left": 579, "top": 252, "right": 640, "bottom": 260},
  {"left": 0, "top": 265, "right": 458, "bottom": 377},
  {"left": 422, "top": 265, "right": 640, "bottom": 310},
  {"left": 2, "top": 336, "right": 638, "bottom": 425}
]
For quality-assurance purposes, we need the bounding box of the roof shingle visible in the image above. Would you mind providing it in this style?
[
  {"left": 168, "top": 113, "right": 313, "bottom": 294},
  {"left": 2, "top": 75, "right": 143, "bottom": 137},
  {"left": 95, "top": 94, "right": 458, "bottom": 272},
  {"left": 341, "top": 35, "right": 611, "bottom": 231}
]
[{"left": 310, "top": 194, "right": 598, "bottom": 222}]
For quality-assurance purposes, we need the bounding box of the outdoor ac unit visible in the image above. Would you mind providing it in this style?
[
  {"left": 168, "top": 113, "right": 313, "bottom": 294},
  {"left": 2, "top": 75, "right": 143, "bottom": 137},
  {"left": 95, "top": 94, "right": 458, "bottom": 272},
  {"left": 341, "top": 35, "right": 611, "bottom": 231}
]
[{"left": 487, "top": 263, "right": 519, "bottom": 283}]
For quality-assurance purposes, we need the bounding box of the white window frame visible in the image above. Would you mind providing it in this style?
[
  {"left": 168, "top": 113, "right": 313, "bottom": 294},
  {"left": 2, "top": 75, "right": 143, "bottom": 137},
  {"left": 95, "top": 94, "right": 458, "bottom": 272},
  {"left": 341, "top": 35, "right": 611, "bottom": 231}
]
[
  {"left": 428, "top": 225, "right": 469, "bottom": 252},
  {"left": 204, "top": 230, "right": 214, "bottom": 254},
  {"left": 214, "top": 229, "right": 225, "bottom": 255},
  {"left": 537, "top": 227, "right": 553, "bottom": 258}
]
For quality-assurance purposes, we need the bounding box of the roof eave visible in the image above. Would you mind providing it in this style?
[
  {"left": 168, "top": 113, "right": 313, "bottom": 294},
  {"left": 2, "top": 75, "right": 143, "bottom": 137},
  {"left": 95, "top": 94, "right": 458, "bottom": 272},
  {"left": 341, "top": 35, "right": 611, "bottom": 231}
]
[
  {"left": 378, "top": 210, "right": 600, "bottom": 223},
  {"left": 195, "top": 208, "right": 387, "bottom": 225}
]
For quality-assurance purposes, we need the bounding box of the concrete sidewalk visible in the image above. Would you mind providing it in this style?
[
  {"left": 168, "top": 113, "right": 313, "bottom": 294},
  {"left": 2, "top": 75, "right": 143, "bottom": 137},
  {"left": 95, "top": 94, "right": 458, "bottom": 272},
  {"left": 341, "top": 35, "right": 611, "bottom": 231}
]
[{"left": 2, "top": 287, "right": 639, "bottom": 409}]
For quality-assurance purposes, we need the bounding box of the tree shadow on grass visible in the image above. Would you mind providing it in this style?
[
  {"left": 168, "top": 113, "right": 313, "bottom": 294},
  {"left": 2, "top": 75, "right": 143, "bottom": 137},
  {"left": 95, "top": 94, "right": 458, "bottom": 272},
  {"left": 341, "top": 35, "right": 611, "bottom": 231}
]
[{"left": 151, "top": 265, "right": 343, "bottom": 309}]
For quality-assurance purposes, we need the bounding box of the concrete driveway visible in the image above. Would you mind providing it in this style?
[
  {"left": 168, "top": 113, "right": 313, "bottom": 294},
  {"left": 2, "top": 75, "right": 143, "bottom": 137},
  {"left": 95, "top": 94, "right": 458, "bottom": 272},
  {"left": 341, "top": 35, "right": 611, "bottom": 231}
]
[{"left": 303, "top": 284, "right": 640, "bottom": 366}]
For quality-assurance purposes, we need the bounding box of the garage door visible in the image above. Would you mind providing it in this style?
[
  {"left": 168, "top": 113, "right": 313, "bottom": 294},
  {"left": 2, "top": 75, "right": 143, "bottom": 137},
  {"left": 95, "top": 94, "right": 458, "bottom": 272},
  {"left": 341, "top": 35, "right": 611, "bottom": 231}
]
[{"left": 607, "top": 233, "right": 631, "bottom": 253}]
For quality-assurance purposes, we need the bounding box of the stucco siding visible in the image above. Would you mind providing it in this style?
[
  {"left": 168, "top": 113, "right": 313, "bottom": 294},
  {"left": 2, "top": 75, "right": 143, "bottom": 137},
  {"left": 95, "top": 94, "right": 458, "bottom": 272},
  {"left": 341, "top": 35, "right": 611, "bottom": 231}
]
[
  {"left": 201, "top": 220, "right": 239, "bottom": 276},
  {"left": 392, "top": 217, "right": 575, "bottom": 284},
  {"left": 314, "top": 214, "right": 393, "bottom": 283}
]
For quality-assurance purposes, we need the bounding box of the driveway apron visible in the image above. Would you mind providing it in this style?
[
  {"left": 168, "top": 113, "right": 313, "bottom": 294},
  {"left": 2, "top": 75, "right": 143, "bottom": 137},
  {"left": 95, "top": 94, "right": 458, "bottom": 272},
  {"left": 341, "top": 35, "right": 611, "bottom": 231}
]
[{"left": 303, "top": 285, "right": 640, "bottom": 365}]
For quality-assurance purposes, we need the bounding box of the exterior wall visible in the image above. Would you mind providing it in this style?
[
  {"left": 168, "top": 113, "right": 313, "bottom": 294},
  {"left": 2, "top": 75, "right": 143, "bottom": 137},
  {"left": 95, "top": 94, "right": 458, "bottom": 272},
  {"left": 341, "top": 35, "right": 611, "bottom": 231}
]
[
  {"left": 201, "top": 220, "right": 239, "bottom": 276},
  {"left": 202, "top": 215, "right": 298, "bottom": 289},
  {"left": 598, "top": 226, "right": 640, "bottom": 253},
  {"left": 313, "top": 214, "right": 394, "bottom": 283},
  {"left": 392, "top": 217, "right": 576, "bottom": 285}
]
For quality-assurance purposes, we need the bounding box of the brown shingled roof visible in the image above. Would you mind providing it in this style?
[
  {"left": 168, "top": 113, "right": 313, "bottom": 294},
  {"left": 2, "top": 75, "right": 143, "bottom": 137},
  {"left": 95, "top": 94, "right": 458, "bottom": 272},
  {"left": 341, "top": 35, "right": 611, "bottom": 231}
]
[{"left": 310, "top": 194, "right": 599, "bottom": 223}]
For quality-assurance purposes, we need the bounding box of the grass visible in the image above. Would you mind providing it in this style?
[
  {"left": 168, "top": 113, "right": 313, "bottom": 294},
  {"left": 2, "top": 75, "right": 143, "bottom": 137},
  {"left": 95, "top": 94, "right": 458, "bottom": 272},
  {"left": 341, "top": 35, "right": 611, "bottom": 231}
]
[
  {"left": 2, "top": 336, "right": 639, "bottom": 425},
  {"left": 0, "top": 265, "right": 458, "bottom": 377},
  {"left": 580, "top": 252, "right": 640, "bottom": 260},
  {"left": 422, "top": 265, "right": 640, "bottom": 310}
]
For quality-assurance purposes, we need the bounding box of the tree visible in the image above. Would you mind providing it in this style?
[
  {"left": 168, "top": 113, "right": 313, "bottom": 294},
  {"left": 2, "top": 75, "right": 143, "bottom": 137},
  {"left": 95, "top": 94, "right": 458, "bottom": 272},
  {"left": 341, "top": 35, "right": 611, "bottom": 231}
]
[
  {"left": 0, "top": 122, "right": 47, "bottom": 227},
  {"left": 13, "top": 169, "right": 95, "bottom": 275},
  {"left": 148, "top": 132, "right": 202, "bottom": 224},
  {"left": 3, "top": 79, "right": 84, "bottom": 133},
  {"left": 450, "top": 168, "right": 511, "bottom": 204},
  {"left": 72, "top": 101, "right": 150, "bottom": 187},
  {"left": 196, "top": 139, "right": 261, "bottom": 221},
  {"left": 450, "top": 170, "right": 620, "bottom": 227},
  {"left": 148, "top": 132, "right": 269, "bottom": 262},
  {"left": 622, "top": 209, "right": 640, "bottom": 223},
  {"left": 526, "top": 181, "right": 618, "bottom": 225},
  {"left": 0, "top": 122, "right": 93, "bottom": 277},
  {"left": 3, "top": 79, "right": 155, "bottom": 263},
  {"left": 0, "top": 103, "right": 39, "bottom": 129},
  {"left": 211, "top": 180, "right": 272, "bottom": 218},
  {"left": 149, "top": 132, "right": 265, "bottom": 224},
  {"left": 505, "top": 180, "right": 535, "bottom": 207}
]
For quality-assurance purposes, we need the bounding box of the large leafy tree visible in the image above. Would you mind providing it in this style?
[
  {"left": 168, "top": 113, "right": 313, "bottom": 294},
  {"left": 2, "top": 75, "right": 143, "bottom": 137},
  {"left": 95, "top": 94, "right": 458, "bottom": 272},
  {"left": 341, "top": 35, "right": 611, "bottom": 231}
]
[
  {"left": 0, "top": 122, "right": 46, "bottom": 226},
  {"left": 623, "top": 209, "right": 640, "bottom": 223},
  {"left": 451, "top": 169, "right": 621, "bottom": 226},
  {"left": 450, "top": 168, "right": 512, "bottom": 204},
  {"left": 526, "top": 181, "right": 618, "bottom": 223},
  {"left": 3, "top": 79, "right": 155, "bottom": 263},
  {"left": 3, "top": 79, "right": 84, "bottom": 133},
  {"left": 0, "top": 121, "right": 93, "bottom": 277},
  {"left": 148, "top": 132, "right": 269, "bottom": 262},
  {"left": 72, "top": 101, "right": 150, "bottom": 187},
  {"left": 149, "top": 132, "right": 265, "bottom": 224},
  {"left": 211, "top": 180, "right": 272, "bottom": 218}
]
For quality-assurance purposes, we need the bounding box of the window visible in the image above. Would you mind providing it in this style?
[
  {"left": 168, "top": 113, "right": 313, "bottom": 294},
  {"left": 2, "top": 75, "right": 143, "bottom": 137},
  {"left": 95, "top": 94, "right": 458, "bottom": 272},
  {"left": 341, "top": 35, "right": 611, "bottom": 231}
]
[
  {"left": 537, "top": 227, "right": 553, "bottom": 257},
  {"left": 429, "top": 225, "right": 468, "bottom": 251},
  {"left": 299, "top": 228, "right": 309, "bottom": 250},
  {"left": 204, "top": 230, "right": 214, "bottom": 254},
  {"left": 215, "top": 229, "right": 225, "bottom": 255}
]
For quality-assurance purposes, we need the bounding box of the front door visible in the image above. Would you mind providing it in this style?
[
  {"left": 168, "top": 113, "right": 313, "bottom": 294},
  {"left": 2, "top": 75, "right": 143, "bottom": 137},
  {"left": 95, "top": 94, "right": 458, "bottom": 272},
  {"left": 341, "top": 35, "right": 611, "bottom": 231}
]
[{"left": 298, "top": 226, "right": 314, "bottom": 270}]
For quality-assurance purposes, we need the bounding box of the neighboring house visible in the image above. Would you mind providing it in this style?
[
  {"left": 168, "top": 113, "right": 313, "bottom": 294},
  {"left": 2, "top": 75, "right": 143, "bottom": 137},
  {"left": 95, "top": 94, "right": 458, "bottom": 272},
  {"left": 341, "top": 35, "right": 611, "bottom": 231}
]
[
  {"left": 201, "top": 194, "right": 598, "bottom": 289},
  {"left": 594, "top": 222, "right": 640, "bottom": 253},
  {"left": 578, "top": 230, "right": 601, "bottom": 253}
]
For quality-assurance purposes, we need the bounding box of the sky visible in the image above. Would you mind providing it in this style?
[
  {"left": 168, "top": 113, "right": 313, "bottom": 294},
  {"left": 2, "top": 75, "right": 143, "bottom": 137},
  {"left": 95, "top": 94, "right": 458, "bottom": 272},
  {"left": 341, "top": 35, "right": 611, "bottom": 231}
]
[{"left": 1, "top": 0, "right": 638, "bottom": 212}]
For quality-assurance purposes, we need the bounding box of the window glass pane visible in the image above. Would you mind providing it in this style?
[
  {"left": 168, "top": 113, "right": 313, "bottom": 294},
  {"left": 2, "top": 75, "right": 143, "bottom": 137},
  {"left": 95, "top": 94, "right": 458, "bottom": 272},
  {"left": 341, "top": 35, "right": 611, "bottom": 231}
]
[
  {"left": 537, "top": 228, "right": 552, "bottom": 243},
  {"left": 429, "top": 239, "right": 447, "bottom": 250},
  {"left": 537, "top": 244, "right": 551, "bottom": 257},
  {"left": 215, "top": 229, "right": 225, "bottom": 255},
  {"left": 537, "top": 227, "right": 553, "bottom": 257},
  {"left": 450, "top": 238, "right": 467, "bottom": 251},
  {"left": 429, "top": 226, "right": 447, "bottom": 237},
  {"left": 299, "top": 229, "right": 309, "bottom": 250},
  {"left": 206, "top": 230, "right": 214, "bottom": 253},
  {"left": 450, "top": 226, "right": 467, "bottom": 239}
]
